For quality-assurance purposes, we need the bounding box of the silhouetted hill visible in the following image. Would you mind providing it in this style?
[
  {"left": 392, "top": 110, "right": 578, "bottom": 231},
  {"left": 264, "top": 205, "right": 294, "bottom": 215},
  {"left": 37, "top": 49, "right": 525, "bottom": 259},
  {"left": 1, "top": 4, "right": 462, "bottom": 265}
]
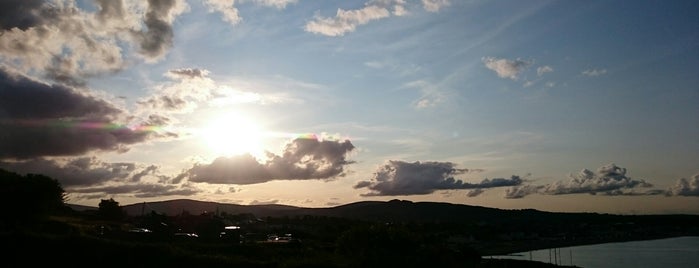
[
  {"left": 122, "top": 199, "right": 302, "bottom": 218},
  {"left": 67, "top": 203, "right": 97, "bottom": 212},
  {"left": 121, "top": 198, "right": 587, "bottom": 223}
]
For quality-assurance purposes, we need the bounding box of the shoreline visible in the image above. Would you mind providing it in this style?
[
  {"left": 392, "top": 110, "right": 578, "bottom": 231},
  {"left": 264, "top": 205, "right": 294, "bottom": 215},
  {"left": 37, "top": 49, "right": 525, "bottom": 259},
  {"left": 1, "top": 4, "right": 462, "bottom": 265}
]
[{"left": 478, "top": 233, "right": 698, "bottom": 256}]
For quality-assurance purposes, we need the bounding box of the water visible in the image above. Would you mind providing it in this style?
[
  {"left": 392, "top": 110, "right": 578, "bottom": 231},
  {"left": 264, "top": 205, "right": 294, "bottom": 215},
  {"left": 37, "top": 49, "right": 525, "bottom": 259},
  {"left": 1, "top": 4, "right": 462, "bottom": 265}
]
[{"left": 489, "top": 236, "right": 699, "bottom": 268}]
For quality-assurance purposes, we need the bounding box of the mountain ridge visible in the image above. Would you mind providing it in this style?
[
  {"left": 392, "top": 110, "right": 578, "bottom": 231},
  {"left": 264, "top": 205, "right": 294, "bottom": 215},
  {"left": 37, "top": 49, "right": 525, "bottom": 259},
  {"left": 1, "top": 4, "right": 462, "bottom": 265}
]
[{"left": 115, "top": 198, "right": 598, "bottom": 223}]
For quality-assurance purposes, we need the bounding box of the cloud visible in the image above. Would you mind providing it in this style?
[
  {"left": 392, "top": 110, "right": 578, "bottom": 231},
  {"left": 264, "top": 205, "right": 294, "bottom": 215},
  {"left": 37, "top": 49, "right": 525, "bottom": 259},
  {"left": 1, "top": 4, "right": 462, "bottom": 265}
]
[
  {"left": 204, "top": 0, "right": 298, "bottom": 26},
  {"left": 0, "top": 157, "right": 178, "bottom": 189},
  {"left": 582, "top": 68, "right": 607, "bottom": 77},
  {"left": 204, "top": 0, "right": 241, "bottom": 26},
  {"left": 138, "top": 68, "right": 263, "bottom": 115},
  {"left": 0, "top": 69, "right": 157, "bottom": 159},
  {"left": 503, "top": 163, "right": 655, "bottom": 198},
  {"left": 482, "top": 57, "right": 532, "bottom": 80},
  {"left": 537, "top": 65, "right": 553, "bottom": 76},
  {"left": 0, "top": 0, "right": 189, "bottom": 85},
  {"left": 0, "top": 156, "right": 199, "bottom": 199},
  {"left": 304, "top": 0, "right": 443, "bottom": 36},
  {"left": 666, "top": 174, "right": 699, "bottom": 196},
  {"left": 250, "top": 199, "right": 279, "bottom": 205},
  {"left": 543, "top": 164, "right": 653, "bottom": 195},
  {"left": 466, "top": 188, "right": 484, "bottom": 197},
  {"left": 166, "top": 68, "right": 210, "bottom": 79},
  {"left": 254, "top": 0, "right": 298, "bottom": 9},
  {"left": 404, "top": 80, "right": 446, "bottom": 109},
  {"left": 0, "top": 0, "right": 60, "bottom": 31},
  {"left": 422, "top": 0, "right": 450, "bottom": 12},
  {"left": 181, "top": 137, "right": 355, "bottom": 184},
  {"left": 305, "top": 4, "right": 391, "bottom": 36},
  {"left": 72, "top": 183, "right": 200, "bottom": 198},
  {"left": 504, "top": 185, "right": 543, "bottom": 199},
  {"left": 0, "top": 157, "right": 133, "bottom": 187},
  {"left": 134, "top": 0, "right": 188, "bottom": 62},
  {"left": 354, "top": 160, "right": 521, "bottom": 196}
]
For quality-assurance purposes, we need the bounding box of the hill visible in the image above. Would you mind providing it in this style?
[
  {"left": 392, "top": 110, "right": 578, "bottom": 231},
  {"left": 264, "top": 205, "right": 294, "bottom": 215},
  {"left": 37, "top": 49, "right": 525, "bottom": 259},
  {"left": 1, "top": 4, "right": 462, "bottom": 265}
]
[{"left": 120, "top": 198, "right": 699, "bottom": 255}]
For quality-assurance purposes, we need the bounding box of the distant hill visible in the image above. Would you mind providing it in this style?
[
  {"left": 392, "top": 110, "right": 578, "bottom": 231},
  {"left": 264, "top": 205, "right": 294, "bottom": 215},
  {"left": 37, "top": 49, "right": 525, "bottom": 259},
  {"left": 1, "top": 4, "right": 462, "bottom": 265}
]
[
  {"left": 121, "top": 199, "right": 303, "bottom": 218},
  {"left": 121, "top": 198, "right": 567, "bottom": 223},
  {"left": 67, "top": 203, "right": 97, "bottom": 212}
]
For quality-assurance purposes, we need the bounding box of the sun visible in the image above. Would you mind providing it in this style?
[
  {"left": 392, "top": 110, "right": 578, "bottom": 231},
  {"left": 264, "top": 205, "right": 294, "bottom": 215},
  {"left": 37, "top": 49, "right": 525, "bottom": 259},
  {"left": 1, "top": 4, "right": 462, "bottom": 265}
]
[{"left": 200, "top": 113, "right": 264, "bottom": 157}]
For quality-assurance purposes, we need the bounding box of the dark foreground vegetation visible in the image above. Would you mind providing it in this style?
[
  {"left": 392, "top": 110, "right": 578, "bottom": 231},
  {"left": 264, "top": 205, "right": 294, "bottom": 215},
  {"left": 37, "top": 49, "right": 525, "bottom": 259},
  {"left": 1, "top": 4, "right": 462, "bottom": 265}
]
[{"left": 3, "top": 168, "right": 698, "bottom": 267}]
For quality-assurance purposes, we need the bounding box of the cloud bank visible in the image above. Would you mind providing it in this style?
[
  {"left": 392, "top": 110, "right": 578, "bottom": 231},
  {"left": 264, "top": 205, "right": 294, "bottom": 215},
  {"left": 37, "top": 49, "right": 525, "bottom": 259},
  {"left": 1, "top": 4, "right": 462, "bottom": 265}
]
[
  {"left": 502, "top": 163, "right": 655, "bottom": 198},
  {"left": 0, "top": 69, "right": 158, "bottom": 159},
  {"left": 666, "top": 174, "right": 699, "bottom": 196},
  {"left": 0, "top": 157, "right": 199, "bottom": 199},
  {"left": 181, "top": 137, "right": 355, "bottom": 184},
  {"left": 354, "top": 160, "right": 520, "bottom": 196}
]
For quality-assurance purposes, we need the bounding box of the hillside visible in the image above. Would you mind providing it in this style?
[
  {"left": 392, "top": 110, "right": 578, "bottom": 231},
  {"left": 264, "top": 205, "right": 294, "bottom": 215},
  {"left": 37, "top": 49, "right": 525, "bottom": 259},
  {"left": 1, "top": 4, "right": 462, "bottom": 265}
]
[{"left": 119, "top": 198, "right": 699, "bottom": 256}]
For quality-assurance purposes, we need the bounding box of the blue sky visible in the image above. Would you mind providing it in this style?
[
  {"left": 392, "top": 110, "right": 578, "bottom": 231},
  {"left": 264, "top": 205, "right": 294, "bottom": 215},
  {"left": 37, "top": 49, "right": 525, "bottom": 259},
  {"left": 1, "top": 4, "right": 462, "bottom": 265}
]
[{"left": 0, "top": 0, "right": 697, "bottom": 214}]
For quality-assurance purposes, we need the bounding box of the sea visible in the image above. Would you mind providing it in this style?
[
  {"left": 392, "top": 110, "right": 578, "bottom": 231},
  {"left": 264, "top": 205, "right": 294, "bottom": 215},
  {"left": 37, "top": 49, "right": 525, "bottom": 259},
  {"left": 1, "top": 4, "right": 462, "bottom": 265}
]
[{"left": 487, "top": 236, "right": 699, "bottom": 268}]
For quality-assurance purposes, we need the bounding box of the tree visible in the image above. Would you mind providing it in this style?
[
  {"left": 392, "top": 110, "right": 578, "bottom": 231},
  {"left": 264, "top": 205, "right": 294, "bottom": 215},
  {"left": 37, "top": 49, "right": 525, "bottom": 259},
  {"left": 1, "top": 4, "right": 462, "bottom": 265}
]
[
  {"left": 0, "top": 169, "right": 66, "bottom": 221},
  {"left": 98, "top": 198, "right": 124, "bottom": 221}
]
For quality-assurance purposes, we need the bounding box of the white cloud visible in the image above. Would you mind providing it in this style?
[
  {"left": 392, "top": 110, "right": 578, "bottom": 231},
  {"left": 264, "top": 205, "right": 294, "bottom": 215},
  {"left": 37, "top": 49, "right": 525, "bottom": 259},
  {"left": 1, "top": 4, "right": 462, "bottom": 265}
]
[
  {"left": 305, "top": 5, "right": 391, "bottom": 36},
  {"left": 203, "top": 0, "right": 241, "bottom": 26},
  {"left": 582, "top": 68, "right": 607, "bottom": 77},
  {"left": 253, "top": 0, "right": 297, "bottom": 9},
  {"left": 0, "top": 0, "right": 188, "bottom": 84},
  {"left": 404, "top": 80, "right": 445, "bottom": 109},
  {"left": 537, "top": 65, "right": 553, "bottom": 76},
  {"left": 422, "top": 0, "right": 450, "bottom": 12},
  {"left": 303, "top": 0, "right": 452, "bottom": 36},
  {"left": 482, "top": 57, "right": 531, "bottom": 80}
]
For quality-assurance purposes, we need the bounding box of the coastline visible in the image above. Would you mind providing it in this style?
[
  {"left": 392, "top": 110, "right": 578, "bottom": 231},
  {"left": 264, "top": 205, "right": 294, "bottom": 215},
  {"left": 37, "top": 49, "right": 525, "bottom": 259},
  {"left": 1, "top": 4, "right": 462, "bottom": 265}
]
[{"left": 478, "top": 233, "right": 698, "bottom": 256}]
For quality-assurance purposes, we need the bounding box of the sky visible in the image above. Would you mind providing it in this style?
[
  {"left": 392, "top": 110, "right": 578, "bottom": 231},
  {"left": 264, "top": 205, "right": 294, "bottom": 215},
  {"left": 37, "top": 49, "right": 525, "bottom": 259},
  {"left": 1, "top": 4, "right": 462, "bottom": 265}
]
[{"left": 0, "top": 0, "right": 697, "bottom": 214}]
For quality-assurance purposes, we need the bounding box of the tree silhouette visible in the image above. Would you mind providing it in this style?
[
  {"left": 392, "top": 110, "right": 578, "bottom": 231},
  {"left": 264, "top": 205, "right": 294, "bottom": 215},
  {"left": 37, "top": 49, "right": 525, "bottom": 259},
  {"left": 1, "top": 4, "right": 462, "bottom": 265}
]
[
  {"left": 0, "top": 168, "right": 66, "bottom": 221},
  {"left": 98, "top": 198, "right": 124, "bottom": 221}
]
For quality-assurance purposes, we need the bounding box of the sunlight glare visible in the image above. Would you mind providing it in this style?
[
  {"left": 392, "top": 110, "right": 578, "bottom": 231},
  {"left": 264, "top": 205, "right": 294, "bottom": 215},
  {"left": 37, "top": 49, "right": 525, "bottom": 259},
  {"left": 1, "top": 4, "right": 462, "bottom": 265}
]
[{"left": 200, "top": 113, "right": 264, "bottom": 157}]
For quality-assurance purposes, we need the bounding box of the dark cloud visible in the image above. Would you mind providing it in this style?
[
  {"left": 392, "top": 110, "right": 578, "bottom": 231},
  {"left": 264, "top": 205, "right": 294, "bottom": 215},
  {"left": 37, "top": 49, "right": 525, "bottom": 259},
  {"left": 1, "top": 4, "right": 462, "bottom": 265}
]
[
  {"left": 167, "top": 68, "right": 210, "bottom": 79},
  {"left": 503, "top": 163, "right": 655, "bottom": 198},
  {"left": 504, "top": 185, "right": 544, "bottom": 199},
  {"left": 250, "top": 200, "right": 279, "bottom": 205},
  {"left": 354, "top": 160, "right": 521, "bottom": 196},
  {"left": 0, "top": 156, "right": 199, "bottom": 198},
  {"left": 134, "top": 0, "right": 182, "bottom": 61},
  {"left": 0, "top": 157, "right": 134, "bottom": 187},
  {"left": 138, "top": 95, "right": 189, "bottom": 110},
  {"left": 0, "top": 69, "right": 119, "bottom": 120},
  {"left": 542, "top": 164, "right": 653, "bottom": 195},
  {"left": 130, "top": 165, "right": 158, "bottom": 182},
  {"left": 466, "top": 188, "right": 484, "bottom": 197},
  {"left": 0, "top": 0, "right": 49, "bottom": 30},
  {"left": 182, "top": 138, "right": 355, "bottom": 184},
  {"left": 0, "top": 69, "right": 159, "bottom": 159},
  {"left": 72, "top": 183, "right": 201, "bottom": 198},
  {"left": 666, "top": 174, "right": 699, "bottom": 196},
  {"left": 95, "top": 0, "right": 126, "bottom": 23},
  {"left": 186, "top": 154, "right": 271, "bottom": 184}
]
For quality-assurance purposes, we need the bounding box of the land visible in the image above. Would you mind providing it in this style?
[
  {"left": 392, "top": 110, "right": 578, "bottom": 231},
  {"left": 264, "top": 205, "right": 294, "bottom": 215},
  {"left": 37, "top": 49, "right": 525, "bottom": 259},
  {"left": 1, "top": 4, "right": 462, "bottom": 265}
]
[{"left": 3, "top": 198, "right": 698, "bottom": 267}]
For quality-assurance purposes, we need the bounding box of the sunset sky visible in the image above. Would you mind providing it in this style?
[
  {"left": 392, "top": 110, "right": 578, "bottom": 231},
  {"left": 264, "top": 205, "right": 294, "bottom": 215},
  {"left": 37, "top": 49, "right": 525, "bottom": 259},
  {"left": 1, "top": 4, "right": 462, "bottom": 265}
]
[{"left": 1, "top": 0, "right": 697, "bottom": 214}]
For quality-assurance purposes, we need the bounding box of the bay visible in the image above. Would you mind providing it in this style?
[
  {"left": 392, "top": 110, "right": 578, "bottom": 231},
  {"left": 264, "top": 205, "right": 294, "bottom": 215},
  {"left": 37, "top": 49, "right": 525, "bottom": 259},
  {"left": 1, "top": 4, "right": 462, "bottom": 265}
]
[{"left": 488, "top": 236, "right": 699, "bottom": 268}]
